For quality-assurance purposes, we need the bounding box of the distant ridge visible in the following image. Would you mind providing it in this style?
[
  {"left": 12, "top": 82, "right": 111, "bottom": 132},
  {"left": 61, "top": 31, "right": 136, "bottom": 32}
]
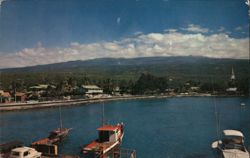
[
  {"left": 0, "top": 56, "right": 247, "bottom": 73},
  {"left": 0, "top": 56, "right": 249, "bottom": 92}
]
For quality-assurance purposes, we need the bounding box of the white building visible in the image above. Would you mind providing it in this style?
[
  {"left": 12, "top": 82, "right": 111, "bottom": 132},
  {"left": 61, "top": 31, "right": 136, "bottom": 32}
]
[
  {"left": 226, "top": 67, "right": 237, "bottom": 92},
  {"left": 230, "top": 67, "right": 235, "bottom": 80},
  {"left": 226, "top": 87, "right": 237, "bottom": 92},
  {"left": 82, "top": 85, "right": 103, "bottom": 95}
]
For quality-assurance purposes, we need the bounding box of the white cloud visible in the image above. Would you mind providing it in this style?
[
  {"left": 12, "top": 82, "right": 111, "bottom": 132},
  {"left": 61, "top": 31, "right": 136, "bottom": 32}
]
[
  {"left": 235, "top": 26, "right": 242, "bottom": 31},
  {"left": 182, "top": 24, "right": 209, "bottom": 33},
  {"left": 134, "top": 31, "right": 143, "bottom": 36},
  {"left": 164, "top": 29, "right": 177, "bottom": 33},
  {"left": 116, "top": 17, "right": 121, "bottom": 24},
  {"left": 0, "top": 0, "right": 7, "bottom": 11},
  {"left": 246, "top": 0, "right": 249, "bottom": 6},
  {"left": 0, "top": 0, "right": 6, "bottom": 6},
  {"left": 0, "top": 31, "right": 249, "bottom": 68},
  {"left": 218, "top": 27, "right": 225, "bottom": 32}
]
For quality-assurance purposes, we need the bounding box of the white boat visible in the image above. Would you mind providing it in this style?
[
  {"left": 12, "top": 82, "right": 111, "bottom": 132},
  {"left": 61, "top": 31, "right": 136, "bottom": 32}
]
[
  {"left": 211, "top": 130, "right": 250, "bottom": 158},
  {"left": 82, "top": 103, "right": 125, "bottom": 157},
  {"left": 9, "top": 146, "right": 42, "bottom": 158},
  {"left": 240, "top": 103, "right": 246, "bottom": 107},
  {"left": 82, "top": 123, "right": 124, "bottom": 156}
]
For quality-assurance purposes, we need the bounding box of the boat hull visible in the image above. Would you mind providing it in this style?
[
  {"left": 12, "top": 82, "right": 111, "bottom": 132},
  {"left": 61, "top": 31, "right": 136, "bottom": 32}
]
[{"left": 48, "top": 128, "right": 72, "bottom": 144}]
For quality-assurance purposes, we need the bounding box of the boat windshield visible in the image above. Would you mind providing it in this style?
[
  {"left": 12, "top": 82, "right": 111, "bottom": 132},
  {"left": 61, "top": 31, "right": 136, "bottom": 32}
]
[
  {"left": 223, "top": 136, "right": 243, "bottom": 144},
  {"left": 223, "top": 143, "right": 246, "bottom": 152},
  {"left": 11, "top": 151, "right": 20, "bottom": 156}
]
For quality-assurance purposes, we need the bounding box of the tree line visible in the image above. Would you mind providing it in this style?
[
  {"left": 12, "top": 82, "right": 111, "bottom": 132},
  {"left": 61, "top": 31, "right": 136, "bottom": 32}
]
[{"left": 0, "top": 72, "right": 248, "bottom": 97}]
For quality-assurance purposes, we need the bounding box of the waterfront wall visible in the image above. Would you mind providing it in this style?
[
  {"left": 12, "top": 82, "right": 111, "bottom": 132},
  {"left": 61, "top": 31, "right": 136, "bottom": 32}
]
[{"left": 0, "top": 94, "right": 245, "bottom": 112}]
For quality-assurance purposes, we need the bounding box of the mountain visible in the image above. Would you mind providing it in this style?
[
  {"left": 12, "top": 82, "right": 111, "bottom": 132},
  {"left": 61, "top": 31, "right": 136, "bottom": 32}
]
[
  {"left": 0, "top": 56, "right": 249, "bottom": 86},
  {"left": 1, "top": 56, "right": 212, "bottom": 73}
]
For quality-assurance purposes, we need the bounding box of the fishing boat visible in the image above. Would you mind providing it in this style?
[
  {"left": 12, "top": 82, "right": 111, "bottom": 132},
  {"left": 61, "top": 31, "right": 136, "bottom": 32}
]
[
  {"left": 48, "top": 127, "right": 72, "bottom": 144},
  {"left": 32, "top": 106, "right": 72, "bottom": 145},
  {"left": 82, "top": 103, "right": 124, "bottom": 157},
  {"left": 82, "top": 123, "right": 124, "bottom": 156},
  {"left": 32, "top": 127, "right": 72, "bottom": 146},
  {"left": 48, "top": 106, "right": 72, "bottom": 144},
  {"left": 211, "top": 129, "right": 250, "bottom": 158}
]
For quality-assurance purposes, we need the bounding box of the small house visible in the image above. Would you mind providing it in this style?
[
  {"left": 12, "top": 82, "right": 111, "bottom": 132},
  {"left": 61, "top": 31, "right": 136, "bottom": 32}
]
[
  {"left": 190, "top": 86, "right": 200, "bottom": 92},
  {"left": 0, "top": 90, "right": 11, "bottom": 103},
  {"left": 15, "top": 92, "right": 27, "bottom": 102},
  {"left": 81, "top": 85, "right": 103, "bottom": 96}
]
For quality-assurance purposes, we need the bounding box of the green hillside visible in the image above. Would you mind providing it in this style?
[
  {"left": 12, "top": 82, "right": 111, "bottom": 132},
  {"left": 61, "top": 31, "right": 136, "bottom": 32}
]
[{"left": 0, "top": 56, "right": 249, "bottom": 95}]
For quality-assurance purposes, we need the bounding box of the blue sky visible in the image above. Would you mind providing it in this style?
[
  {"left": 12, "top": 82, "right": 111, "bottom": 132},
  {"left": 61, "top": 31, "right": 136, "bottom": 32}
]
[{"left": 0, "top": 0, "right": 249, "bottom": 68}]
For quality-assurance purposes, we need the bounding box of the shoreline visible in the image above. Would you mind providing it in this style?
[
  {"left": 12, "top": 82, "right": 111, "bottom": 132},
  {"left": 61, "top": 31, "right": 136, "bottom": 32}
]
[
  {"left": 0, "top": 94, "right": 247, "bottom": 112},
  {"left": 0, "top": 95, "right": 158, "bottom": 111}
]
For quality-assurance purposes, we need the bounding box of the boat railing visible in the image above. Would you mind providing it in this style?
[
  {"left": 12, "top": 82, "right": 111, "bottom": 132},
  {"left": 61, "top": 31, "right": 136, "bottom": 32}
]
[
  {"left": 94, "top": 148, "right": 136, "bottom": 158},
  {"left": 113, "top": 148, "right": 136, "bottom": 158}
]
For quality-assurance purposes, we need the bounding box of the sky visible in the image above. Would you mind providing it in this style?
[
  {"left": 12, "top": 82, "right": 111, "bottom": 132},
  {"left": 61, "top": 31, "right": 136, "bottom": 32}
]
[{"left": 0, "top": 0, "right": 249, "bottom": 68}]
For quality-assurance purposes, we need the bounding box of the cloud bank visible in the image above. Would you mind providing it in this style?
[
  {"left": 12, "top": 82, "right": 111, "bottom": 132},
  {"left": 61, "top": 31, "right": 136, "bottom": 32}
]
[{"left": 0, "top": 25, "right": 249, "bottom": 68}]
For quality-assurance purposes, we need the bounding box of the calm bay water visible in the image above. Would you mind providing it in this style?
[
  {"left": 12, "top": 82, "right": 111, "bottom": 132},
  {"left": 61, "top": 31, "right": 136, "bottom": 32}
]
[{"left": 0, "top": 97, "right": 250, "bottom": 158}]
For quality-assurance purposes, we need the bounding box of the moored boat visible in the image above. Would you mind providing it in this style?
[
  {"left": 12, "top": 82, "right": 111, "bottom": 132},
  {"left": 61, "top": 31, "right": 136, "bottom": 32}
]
[
  {"left": 47, "top": 105, "right": 72, "bottom": 144},
  {"left": 32, "top": 127, "right": 72, "bottom": 146},
  {"left": 31, "top": 107, "right": 72, "bottom": 154},
  {"left": 48, "top": 127, "right": 72, "bottom": 144},
  {"left": 211, "top": 129, "right": 250, "bottom": 158},
  {"left": 82, "top": 123, "right": 124, "bottom": 157},
  {"left": 9, "top": 146, "right": 42, "bottom": 158},
  {"left": 240, "top": 102, "right": 246, "bottom": 107}
]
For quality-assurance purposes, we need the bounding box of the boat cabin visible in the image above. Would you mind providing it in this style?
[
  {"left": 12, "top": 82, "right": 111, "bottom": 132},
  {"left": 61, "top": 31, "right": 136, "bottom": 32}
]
[
  {"left": 211, "top": 130, "right": 249, "bottom": 158},
  {"left": 221, "top": 130, "right": 246, "bottom": 151},
  {"left": 48, "top": 129, "right": 62, "bottom": 139},
  {"left": 97, "top": 125, "right": 123, "bottom": 143},
  {"left": 49, "top": 128, "right": 71, "bottom": 139},
  {"left": 222, "top": 130, "right": 244, "bottom": 143}
]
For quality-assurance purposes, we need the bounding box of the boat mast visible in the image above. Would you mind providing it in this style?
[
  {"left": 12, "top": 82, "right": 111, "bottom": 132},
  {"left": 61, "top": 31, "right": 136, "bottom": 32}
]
[
  {"left": 102, "top": 102, "right": 105, "bottom": 126},
  {"left": 59, "top": 106, "right": 63, "bottom": 130},
  {"left": 212, "top": 78, "right": 220, "bottom": 140}
]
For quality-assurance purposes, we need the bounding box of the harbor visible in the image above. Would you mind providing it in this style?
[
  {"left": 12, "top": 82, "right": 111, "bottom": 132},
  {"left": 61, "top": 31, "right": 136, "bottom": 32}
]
[
  {"left": 0, "top": 0, "right": 249, "bottom": 157},
  {"left": 1, "top": 97, "right": 249, "bottom": 158}
]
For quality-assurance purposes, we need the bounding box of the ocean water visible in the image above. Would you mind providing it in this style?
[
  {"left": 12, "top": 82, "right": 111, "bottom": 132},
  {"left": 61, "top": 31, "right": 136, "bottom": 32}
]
[{"left": 0, "top": 97, "right": 249, "bottom": 158}]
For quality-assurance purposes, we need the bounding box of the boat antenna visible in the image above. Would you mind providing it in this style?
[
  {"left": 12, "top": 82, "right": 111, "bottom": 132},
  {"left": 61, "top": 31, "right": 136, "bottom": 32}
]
[
  {"left": 211, "top": 77, "right": 220, "bottom": 140},
  {"left": 59, "top": 105, "right": 63, "bottom": 130}
]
